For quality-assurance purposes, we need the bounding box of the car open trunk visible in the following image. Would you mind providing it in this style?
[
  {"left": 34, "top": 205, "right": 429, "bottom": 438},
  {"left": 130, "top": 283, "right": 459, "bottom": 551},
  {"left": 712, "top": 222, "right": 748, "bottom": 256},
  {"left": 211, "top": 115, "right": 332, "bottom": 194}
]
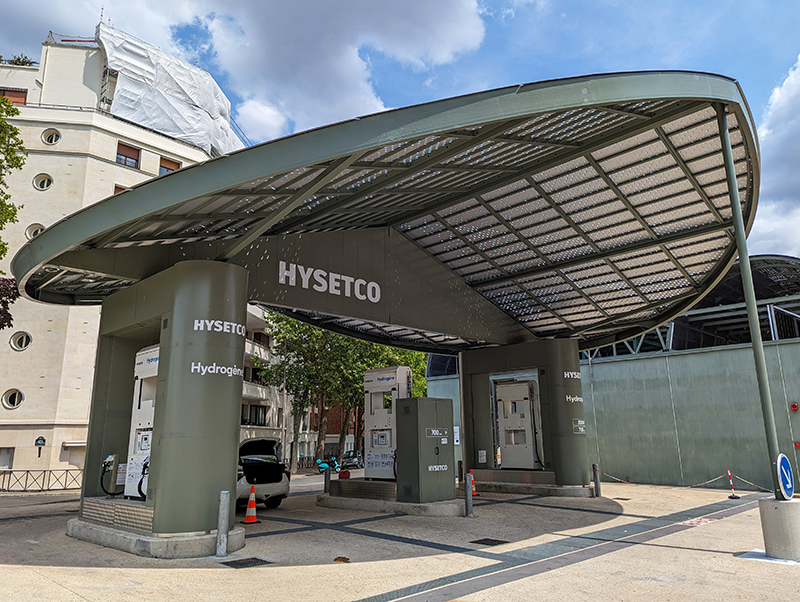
[{"left": 239, "top": 439, "right": 285, "bottom": 485}]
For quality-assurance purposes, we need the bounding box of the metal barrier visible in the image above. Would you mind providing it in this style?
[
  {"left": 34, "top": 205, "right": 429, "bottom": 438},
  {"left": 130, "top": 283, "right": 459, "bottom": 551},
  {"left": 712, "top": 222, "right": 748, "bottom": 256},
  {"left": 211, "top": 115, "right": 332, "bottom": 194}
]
[
  {"left": 297, "top": 457, "right": 315, "bottom": 469},
  {"left": 0, "top": 469, "right": 83, "bottom": 492}
]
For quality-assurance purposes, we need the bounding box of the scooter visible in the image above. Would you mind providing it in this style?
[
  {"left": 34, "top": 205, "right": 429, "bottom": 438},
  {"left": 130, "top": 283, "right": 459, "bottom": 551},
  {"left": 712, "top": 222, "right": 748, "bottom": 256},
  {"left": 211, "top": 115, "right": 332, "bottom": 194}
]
[{"left": 316, "top": 456, "right": 341, "bottom": 473}]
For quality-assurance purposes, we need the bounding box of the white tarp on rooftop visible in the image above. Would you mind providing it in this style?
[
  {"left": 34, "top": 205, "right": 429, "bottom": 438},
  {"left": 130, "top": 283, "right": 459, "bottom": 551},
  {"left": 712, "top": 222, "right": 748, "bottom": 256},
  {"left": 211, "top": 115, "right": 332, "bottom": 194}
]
[{"left": 95, "top": 23, "right": 243, "bottom": 155}]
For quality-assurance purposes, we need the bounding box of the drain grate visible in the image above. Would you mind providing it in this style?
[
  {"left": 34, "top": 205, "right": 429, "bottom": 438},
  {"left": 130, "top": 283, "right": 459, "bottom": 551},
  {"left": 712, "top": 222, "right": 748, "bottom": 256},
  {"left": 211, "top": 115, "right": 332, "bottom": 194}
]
[
  {"left": 221, "top": 557, "right": 273, "bottom": 569},
  {"left": 470, "top": 538, "right": 509, "bottom": 546}
]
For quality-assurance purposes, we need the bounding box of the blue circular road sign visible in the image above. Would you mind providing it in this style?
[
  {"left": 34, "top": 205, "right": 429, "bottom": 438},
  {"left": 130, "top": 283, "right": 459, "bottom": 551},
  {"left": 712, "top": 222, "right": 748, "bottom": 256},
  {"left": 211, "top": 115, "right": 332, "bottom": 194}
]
[{"left": 776, "top": 453, "right": 795, "bottom": 500}]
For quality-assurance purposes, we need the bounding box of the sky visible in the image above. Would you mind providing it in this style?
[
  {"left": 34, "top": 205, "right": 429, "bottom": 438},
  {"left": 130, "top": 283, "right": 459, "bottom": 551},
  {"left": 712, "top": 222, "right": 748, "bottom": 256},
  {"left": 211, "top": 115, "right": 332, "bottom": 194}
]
[{"left": 3, "top": 1, "right": 800, "bottom": 257}]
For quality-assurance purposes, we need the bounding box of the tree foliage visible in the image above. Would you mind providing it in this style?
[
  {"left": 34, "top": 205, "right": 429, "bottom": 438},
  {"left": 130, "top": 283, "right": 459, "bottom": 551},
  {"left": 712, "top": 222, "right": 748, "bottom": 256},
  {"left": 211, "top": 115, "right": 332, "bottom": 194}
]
[
  {"left": 1, "top": 97, "right": 26, "bottom": 262},
  {"left": 0, "top": 278, "right": 19, "bottom": 330},
  {"left": 0, "top": 96, "right": 26, "bottom": 329},
  {"left": 255, "top": 311, "right": 428, "bottom": 463},
  {"left": 2, "top": 54, "right": 36, "bottom": 66}
]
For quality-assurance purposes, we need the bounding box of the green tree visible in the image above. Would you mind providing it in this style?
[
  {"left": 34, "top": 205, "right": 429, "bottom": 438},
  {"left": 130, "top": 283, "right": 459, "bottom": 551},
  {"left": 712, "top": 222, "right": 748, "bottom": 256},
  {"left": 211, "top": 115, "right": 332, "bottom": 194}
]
[
  {"left": 255, "top": 311, "right": 427, "bottom": 471},
  {"left": 0, "top": 97, "right": 27, "bottom": 329},
  {"left": 7, "top": 54, "right": 35, "bottom": 66}
]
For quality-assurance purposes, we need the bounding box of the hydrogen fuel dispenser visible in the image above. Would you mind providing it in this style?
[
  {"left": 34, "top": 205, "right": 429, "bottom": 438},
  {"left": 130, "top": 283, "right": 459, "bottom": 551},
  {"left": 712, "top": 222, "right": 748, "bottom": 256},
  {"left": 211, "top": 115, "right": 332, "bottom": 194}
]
[
  {"left": 364, "top": 366, "right": 412, "bottom": 479},
  {"left": 124, "top": 345, "right": 159, "bottom": 497}
]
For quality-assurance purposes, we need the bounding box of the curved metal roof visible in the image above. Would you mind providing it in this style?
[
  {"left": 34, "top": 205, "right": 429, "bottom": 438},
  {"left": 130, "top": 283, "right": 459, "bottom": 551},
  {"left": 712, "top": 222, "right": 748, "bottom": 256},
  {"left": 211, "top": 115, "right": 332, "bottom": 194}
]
[
  {"left": 12, "top": 71, "right": 760, "bottom": 352},
  {"left": 696, "top": 255, "right": 800, "bottom": 307},
  {"left": 672, "top": 255, "right": 800, "bottom": 347},
  {"left": 579, "top": 255, "right": 800, "bottom": 358}
]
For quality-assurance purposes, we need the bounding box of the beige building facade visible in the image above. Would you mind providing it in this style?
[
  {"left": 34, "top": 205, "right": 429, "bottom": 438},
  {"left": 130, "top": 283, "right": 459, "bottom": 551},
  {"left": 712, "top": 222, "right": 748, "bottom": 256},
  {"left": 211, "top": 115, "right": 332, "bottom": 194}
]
[{"left": 0, "top": 28, "right": 309, "bottom": 480}]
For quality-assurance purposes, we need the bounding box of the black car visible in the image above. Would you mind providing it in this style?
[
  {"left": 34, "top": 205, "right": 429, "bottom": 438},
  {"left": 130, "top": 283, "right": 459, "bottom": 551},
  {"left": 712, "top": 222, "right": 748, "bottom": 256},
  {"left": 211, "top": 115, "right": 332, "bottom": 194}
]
[{"left": 341, "top": 450, "right": 364, "bottom": 469}]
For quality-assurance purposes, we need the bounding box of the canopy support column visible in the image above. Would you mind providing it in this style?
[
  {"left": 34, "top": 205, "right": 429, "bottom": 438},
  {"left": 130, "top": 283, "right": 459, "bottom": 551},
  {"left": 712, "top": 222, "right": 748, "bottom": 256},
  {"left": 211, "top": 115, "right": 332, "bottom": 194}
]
[{"left": 715, "top": 103, "right": 783, "bottom": 498}]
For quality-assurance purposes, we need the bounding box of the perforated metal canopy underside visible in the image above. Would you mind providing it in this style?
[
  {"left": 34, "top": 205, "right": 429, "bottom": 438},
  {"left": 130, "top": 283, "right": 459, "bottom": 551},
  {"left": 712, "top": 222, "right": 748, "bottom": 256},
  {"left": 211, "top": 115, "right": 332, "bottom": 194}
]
[{"left": 13, "top": 71, "right": 759, "bottom": 353}]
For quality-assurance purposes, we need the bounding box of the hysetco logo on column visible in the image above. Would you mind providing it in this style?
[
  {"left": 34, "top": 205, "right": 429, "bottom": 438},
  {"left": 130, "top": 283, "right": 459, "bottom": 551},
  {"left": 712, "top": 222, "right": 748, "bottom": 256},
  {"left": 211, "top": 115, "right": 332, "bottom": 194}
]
[
  {"left": 279, "top": 260, "right": 381, "bottom": 303},
  {"left": 189, "top": 318, "right": 246, "bottom": 378}
]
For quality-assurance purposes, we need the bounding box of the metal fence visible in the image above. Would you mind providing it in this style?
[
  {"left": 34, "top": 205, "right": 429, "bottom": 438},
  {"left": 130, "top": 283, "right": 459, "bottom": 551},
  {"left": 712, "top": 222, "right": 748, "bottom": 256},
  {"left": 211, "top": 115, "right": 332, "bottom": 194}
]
[{"left": 0, "top": 469, "right": 83, "bottom": 492}]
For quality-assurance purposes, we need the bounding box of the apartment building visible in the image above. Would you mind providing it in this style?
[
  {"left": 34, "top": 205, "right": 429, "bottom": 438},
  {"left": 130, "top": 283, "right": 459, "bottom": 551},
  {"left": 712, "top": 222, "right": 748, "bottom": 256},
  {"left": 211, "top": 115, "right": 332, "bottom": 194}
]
[{"left": 0, "top": 25, "right": 309, "bottom": 478}]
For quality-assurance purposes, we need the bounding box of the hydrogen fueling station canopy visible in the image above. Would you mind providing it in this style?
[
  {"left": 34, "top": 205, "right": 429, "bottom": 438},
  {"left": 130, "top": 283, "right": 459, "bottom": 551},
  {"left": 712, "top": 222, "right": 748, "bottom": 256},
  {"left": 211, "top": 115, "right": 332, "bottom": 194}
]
[{"left": 12, "top": 71, "right": 759, "bottom": 353}]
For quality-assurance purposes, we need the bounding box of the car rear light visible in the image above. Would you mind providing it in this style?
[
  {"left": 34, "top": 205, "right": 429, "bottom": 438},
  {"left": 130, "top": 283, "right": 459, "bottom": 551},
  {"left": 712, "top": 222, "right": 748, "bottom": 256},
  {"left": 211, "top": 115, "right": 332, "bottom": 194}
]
[{"left": 237, "top": 467, "right": 244, "bottom": 480}]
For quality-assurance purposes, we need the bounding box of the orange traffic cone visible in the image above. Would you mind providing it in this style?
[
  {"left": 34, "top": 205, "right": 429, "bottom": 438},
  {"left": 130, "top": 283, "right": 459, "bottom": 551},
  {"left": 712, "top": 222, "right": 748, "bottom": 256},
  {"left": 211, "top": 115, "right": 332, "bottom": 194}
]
[
  {"left": 469, "top": 469, "right": 479, "bottom": 496},
  {"left": 243, "top": 485, "right": 260, "bottom": 524}
]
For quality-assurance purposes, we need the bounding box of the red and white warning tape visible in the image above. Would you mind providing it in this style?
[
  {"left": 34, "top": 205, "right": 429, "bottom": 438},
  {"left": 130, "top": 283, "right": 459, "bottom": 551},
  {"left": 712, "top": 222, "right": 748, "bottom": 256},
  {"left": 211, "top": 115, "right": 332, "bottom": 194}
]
[
  {"left": 601, "top": 470, "right": 772, "bottom": 493},
  {"left": 601, "top": 472, "right": 636, "bottom": 484},
  {"left": 730, "top": 473, "right": 773, "bottom": 493},
  {"left": 687, "top": 473, "right": 727, "bottom": 488}
]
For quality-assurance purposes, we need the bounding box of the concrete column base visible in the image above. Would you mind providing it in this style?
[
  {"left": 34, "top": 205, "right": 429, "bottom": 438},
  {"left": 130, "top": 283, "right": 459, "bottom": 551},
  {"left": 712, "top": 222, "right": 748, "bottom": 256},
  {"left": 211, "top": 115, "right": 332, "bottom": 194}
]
[
  {"left": 758, "top": 498, "right": 800, "bottom": 561},
  {"left": 67, "top": 518, "right": 246, "bottom": 558}
]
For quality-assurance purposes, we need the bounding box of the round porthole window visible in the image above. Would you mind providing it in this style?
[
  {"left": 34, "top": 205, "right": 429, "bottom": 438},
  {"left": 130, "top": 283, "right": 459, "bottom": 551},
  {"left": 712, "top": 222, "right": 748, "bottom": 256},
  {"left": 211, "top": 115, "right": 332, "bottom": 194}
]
[
  {"left": 42, "top": 128, "right": 61, "bottom": 145},
  {"left": 9, "top": 331, "right": 32, "bottom": 351},
  {"left": 25, "top": 223, "right": 45, "bottom": 240},
  {"left": 33, "top": 174, "right": 53, "bottom": 191},
  {"left": 2, "top": 389, "right": 24, "bottom": 409}
]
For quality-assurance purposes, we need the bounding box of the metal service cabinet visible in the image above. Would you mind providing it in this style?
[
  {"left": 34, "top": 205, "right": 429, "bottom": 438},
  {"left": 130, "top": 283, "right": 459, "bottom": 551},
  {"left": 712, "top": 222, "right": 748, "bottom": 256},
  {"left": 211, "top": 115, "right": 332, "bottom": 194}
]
[{"left": 396, "top": 398, "right": 455, "bottom": 503}]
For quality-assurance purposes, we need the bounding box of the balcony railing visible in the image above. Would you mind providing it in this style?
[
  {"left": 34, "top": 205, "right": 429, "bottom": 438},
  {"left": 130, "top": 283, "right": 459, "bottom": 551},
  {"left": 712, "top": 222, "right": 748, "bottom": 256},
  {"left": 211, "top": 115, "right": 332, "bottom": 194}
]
[
  {"left": 0, "top": 469, "right": 83, "bottom": 492},
  {"left": 242, "top": 380, "right": 270, "bottom": 400},
  {"left": 245, "top": 339, "right": 271, "bottom": 363}
]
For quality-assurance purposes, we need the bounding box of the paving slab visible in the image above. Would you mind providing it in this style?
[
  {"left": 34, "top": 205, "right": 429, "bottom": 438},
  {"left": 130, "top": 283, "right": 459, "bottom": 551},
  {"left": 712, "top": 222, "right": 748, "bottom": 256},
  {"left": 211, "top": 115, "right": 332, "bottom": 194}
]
[{"left": 1, "top": 480, "right": 797, "bottom": 602}]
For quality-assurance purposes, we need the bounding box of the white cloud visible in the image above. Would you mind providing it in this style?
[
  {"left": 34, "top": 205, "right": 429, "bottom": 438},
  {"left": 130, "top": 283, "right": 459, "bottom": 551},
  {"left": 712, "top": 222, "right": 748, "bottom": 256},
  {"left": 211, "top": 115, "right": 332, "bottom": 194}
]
[
  {"left": 751, "top": 53, "right": 800, "bottom": 257},
  {"left": 235, "top": 99, "right": 289, "bottom": 142},
  {"left": 508, "top": 0, "right": 549, "bottom": 8},
  {"left": 199, "top": 1, "right": 485, "bottom": 138},
  {"left": 748, "top": 202, "right": 800, "bottom": 258},
  {"left": 1, "top": 1, "right": 485, "bottom": 143},
  {"left": 0, "top": 2, "right": 198, "bottom": 65}
]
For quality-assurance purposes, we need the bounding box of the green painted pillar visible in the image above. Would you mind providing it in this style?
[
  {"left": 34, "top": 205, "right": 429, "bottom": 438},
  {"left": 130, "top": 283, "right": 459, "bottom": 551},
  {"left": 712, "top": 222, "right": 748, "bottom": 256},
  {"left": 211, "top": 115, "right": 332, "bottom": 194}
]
[
  {"left": 148, "top": 261, "right": 249, "bottom": 534},
  {"left": 548, "top": 339, "right": 590, "bottom": 486}
]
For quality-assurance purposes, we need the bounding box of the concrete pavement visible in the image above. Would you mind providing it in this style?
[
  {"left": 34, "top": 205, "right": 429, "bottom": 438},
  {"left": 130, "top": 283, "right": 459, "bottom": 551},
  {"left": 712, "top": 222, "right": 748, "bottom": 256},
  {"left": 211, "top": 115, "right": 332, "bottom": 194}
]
[{"left": 1, "top": 475, "right": 797, "bottom": 601}]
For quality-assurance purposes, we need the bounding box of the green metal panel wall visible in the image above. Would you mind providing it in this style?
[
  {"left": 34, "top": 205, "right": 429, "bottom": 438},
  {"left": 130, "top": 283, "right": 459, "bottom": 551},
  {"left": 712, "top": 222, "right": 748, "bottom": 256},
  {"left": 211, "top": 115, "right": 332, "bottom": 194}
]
[
  {"left": 582, "top": 340, "right": 800, "bottom": 491},
  {"left": 583, "top": 356, "right": 684, "bottom": 486}
]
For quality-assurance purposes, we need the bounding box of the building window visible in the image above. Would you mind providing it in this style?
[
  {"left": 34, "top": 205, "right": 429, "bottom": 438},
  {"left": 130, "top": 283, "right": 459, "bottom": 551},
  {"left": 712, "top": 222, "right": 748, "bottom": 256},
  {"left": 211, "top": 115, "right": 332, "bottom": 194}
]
[
  {"left": 32, "top": 174, "right": 53, "bottom": 190},
  {"left": 2, "top": 389, "right": 24, "bottom": 409},
  {"left": 159, "top": 157, "right": 180, "bottom": 175},
  {"left": 25, "top": 223, "right": 45, "bottom": 240},
  {"left": 252, "top": 331, "right": 270, "bottom": 346},
  {"left": 0, "top": 447, "right": 13, "bottom": 469},
  {"left": 0, "top": 88, "right": 27, "bottom": 105},
  {"left": 249, "top": 404, "right": 267, "bottom": 427},
  {"left": 9, "top": 331, "right": 32, "bottom": 351},
  {"left": 41, "top": 128, "right": 61, "bottom": 145},
  {"left": 116, "top": 142, "right": 140, "bottom": 169},
  {"left": 113, "top": 185, "right": 129, "bottom": 195}
]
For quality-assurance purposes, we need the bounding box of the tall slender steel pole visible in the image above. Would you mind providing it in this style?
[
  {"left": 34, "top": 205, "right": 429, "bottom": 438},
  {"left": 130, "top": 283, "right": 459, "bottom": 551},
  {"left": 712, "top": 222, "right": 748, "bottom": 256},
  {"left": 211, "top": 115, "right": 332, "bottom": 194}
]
[
  {"left": 715, "top": 104, "right": 783, "bottom": 498},
  {"left": 282, "top": 338, "right": 288, "bottom": 464}
]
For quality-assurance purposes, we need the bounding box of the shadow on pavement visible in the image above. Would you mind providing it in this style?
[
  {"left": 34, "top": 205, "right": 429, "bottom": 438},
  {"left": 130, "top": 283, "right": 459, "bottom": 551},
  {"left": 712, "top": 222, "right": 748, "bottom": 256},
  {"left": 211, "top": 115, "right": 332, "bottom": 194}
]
[{"left": 0, "top": 489, "right": 625, "bottom": 569}]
